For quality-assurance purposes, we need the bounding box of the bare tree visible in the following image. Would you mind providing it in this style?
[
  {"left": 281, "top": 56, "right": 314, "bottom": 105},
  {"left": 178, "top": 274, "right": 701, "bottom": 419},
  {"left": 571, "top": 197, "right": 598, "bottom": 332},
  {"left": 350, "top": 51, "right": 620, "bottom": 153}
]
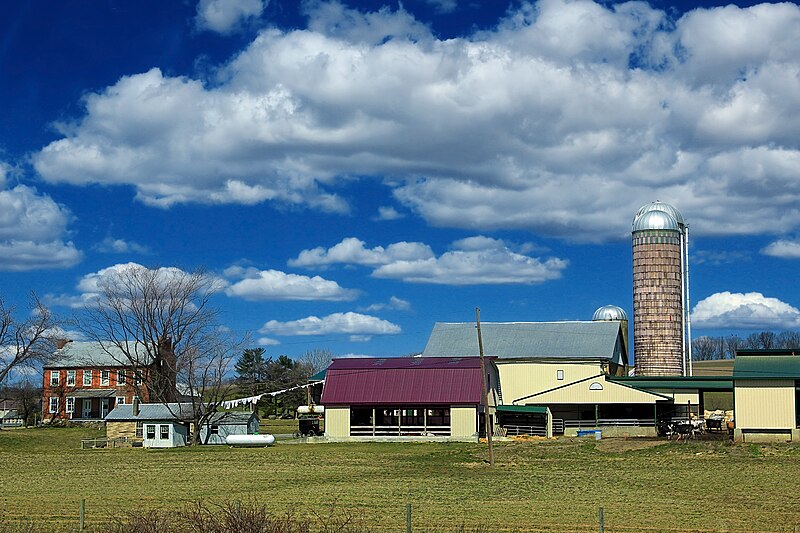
[
  {"left": 724, "top": 335, "right": 744, "bottom": 359},
  {"left": 299, "top": 348, "right": 334, "bottom": 374},
  {"left": 77, "top": 264, "right": 239, "bottom": 444},
  {"left": 0, "top": 293, "right": 58, "bottom": 386},
  {"left": 691, "top": 336, "right": 721, "bottom": 361}
]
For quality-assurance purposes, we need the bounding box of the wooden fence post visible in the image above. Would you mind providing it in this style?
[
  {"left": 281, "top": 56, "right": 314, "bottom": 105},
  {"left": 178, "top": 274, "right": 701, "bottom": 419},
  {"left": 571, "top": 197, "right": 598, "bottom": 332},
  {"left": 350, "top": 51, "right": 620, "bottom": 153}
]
[
  {"left": 406, "top": 503, "right": 412, "bottom": 533},
  {"left": 598, "top": 507, "right": 604, "bottom": 533},
  {"left": 79, "top": 499, "right": 85, "bottom": 531}
]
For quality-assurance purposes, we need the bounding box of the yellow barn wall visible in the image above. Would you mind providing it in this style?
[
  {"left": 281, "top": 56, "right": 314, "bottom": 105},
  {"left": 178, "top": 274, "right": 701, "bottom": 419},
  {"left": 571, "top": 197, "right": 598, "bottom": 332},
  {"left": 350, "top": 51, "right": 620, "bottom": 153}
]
[
  {"left": 650, "top": 390, "right": 700, "bottom": 405},
  {"left": 496, "top": 361, "right": 604, "bottom": 404},
  {"left": 735, "top": 380, "right": 795, "bottom": 430},
  {"left": 325, "top": 407, "right": 351, "bottom": 437},
  {"left": 521, "top": 377, "right": 662, "bottom": 405},
  {"left": 451, "top": 406, "right": 477, "bottom": 438}
]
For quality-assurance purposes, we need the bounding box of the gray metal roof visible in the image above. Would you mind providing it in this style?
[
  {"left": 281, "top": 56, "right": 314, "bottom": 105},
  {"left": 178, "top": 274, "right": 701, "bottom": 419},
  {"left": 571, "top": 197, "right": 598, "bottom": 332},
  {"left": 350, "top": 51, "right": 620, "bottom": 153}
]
[
  {"left": 48, "top": 341, "right": 154, "bottom": 369},
  {"left": 632, "top": 210, "right": 680, "bottom": 232},
  {"left": 208, "top": 411, "right": 257, "bottom": 425},
  {"left": 105, "top": 402, "right": 197, "bottom": 421},
  {"left": 634, "top": 201, "right": 685, "bottom": 227},
  {"left": 421, "top": 321, "right": 626, "bottom": 362},
  {"left": 592, "top": 305, "right": 628, "bottom": 322}
]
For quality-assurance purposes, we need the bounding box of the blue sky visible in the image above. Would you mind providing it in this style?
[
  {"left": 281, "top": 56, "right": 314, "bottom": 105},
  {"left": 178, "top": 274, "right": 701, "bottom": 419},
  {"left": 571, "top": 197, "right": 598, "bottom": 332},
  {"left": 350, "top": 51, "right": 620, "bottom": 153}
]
[{"left": 2, "top": 0, "right": 800, "bottom": 360}]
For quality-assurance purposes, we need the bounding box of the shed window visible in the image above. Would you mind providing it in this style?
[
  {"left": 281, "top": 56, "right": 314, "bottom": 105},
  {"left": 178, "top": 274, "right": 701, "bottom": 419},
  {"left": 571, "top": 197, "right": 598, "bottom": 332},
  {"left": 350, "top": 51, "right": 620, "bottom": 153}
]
[
  {"left": 160, "top": 425, "right": 170, "bottom": 439},
  {"left": 557, "top": 370, "right": 564, "bottom": 381},
  {"left": 67, "top": 370, "right": 76, "bottom": 386},
  {"left": 83, "top": 370, "right": 92, "bottom": 386},
  {"left": 210, "top": 425, "right": 219, "bottom": 435},
  {"left": 49, "top": 397, "right": 59, "bottom": 413},
  {"left": 589, "top": 382, "right": 604, "bottom": 391},
  {"left": 146, "top": 425, "right": 156, "bottom": 439},
  {"left": 50, "top": 371, "right": 59, "bottom": 387},
  {"left": 135, "top": 421, "right": 143, "bottom": 438}
]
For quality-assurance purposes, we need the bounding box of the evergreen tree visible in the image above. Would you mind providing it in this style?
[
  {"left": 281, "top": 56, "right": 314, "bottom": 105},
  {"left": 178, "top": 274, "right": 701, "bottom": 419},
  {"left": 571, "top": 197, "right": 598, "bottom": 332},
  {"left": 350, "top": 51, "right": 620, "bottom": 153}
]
[{"left": 235, "top": 348, "right": 267, "bottom": 395}]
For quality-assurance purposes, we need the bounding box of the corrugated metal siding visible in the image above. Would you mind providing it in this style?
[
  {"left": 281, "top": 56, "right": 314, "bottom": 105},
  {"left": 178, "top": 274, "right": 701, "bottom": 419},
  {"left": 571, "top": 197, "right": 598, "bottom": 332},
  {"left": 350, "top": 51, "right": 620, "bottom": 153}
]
[
  {"left": 451, "top": 406, "right": 477, "bottom": 438},
  {"left": 325, "top": 407, "right": 350, "bottom": 437},
  {"left": 735, "top": 380, "right": 795, "bottom": 430},
  {"left": 497, "top": 361, "right": 601, "bottom": 404},
  {"left": 522, "top": 377, "right": 663, "bottom": 404}
]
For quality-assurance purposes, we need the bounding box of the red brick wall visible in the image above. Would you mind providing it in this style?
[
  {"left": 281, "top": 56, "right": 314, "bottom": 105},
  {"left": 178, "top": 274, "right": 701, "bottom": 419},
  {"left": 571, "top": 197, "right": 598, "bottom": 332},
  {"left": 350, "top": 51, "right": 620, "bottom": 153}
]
[{"left": 42, "top": 367, "right": 150, "bottom": 421}]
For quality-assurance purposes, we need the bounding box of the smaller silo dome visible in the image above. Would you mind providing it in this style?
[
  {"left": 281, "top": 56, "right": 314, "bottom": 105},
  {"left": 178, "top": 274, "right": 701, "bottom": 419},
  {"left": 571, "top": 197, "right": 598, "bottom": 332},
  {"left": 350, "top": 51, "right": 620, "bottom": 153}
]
[
  {"left": 633, "top": 201, "right": 684, "bottom": 227},
  {"left": 593, "top": 305, "right": 628, "bottom": 322},
  {"left": 632, "top": 210, "right": 680, "bottom": 232}
]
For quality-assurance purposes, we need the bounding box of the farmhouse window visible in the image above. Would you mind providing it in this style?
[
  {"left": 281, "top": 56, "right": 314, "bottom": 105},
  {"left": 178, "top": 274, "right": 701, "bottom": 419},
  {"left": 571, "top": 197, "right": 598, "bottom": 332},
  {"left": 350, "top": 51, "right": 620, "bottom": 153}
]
[
  {"left": 101, "top": 370, "right": 110, "bottom": 386},
  {"left": 117, "top": 370, "right": 126, "bottom": 385},
  {"left": 49, "top": 371, "right": 59, "bottom": 386},
  {"left": 83, "top": 370, "right": 92, "bottom": 387},
  {"left": 146, "top": 425, "right": 156, "bottom": 439},
  {"left": 160, "top": 425, "right": 170, "bottom": 439},
  {"left": 135, "top": 422, "right": 143, "bottom": 438},
  {"left": 134, "top": 372, "right": 142, "bottom": 385},
  {"left": 49, "top": 397, "right": 59, "bottom": 413},
  {"left": 116, "top": 396, "right": 125, "bottom": 406},
  {"left": 67, "top": 370, "right": 76, "bottom": 386},
  {"left": 66, "top": 397, "right": 75, "bottom": 413}
]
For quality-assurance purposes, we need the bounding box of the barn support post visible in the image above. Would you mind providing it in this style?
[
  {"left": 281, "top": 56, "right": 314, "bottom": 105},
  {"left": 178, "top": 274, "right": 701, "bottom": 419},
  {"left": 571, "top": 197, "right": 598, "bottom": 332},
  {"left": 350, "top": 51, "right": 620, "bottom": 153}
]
[{"left": 595, "top": 405, "right": 599, "bottom": 428}]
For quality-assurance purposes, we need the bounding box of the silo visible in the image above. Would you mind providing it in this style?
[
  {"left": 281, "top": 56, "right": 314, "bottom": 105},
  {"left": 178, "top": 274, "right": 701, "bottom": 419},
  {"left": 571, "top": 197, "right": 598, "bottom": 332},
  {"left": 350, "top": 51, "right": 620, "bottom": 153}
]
[
  {"left": 632, "top": 204, "right": 686, "bottom": 376},
  {"left": 593, "top": 305, "right": 630, "bottom": 372}
]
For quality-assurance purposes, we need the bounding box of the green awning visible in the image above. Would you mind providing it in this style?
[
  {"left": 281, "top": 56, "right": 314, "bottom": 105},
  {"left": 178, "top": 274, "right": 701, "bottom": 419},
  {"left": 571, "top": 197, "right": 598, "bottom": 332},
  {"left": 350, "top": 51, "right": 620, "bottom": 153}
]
[{"left": 497, "top": 405, "right": 548, "bottom": 414}]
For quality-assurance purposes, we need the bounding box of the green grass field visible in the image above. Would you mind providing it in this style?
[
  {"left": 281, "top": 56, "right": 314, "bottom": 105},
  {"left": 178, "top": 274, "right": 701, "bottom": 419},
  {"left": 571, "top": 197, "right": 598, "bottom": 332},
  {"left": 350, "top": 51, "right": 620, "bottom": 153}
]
[{"left": 2, "top": 427, "right": 800, "bottom": 531}]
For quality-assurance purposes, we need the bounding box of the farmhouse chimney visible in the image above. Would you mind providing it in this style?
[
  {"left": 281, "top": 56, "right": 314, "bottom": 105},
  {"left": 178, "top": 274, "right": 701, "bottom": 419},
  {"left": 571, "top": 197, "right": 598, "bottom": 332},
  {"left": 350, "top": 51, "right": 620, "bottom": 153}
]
[
  {"left": 55, "top": 339, "right": 72, "bottom": 349},
  {"left": 132, "top": 397, "right": 140, "bottom": 417}
]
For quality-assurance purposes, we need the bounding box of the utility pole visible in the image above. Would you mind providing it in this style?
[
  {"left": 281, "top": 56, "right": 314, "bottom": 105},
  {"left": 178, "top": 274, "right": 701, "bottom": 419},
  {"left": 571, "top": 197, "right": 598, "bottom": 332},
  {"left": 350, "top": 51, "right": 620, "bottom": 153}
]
[{"left": 476, "top": 307, "right": 494, "bottom": 466}]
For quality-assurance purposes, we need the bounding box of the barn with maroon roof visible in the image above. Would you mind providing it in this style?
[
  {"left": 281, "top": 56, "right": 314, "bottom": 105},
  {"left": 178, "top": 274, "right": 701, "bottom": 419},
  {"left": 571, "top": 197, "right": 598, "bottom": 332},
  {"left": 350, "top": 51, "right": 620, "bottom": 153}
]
[{"left": 321, "top": 356, "right": 493, "bottom": 440}]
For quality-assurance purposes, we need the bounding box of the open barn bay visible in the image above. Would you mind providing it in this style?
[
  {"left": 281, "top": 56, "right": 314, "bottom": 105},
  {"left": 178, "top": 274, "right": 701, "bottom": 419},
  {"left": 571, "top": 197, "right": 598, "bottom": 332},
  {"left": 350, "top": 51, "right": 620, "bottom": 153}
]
[{"left": 2, "top": 428, "right": 800, "bottom": 532}]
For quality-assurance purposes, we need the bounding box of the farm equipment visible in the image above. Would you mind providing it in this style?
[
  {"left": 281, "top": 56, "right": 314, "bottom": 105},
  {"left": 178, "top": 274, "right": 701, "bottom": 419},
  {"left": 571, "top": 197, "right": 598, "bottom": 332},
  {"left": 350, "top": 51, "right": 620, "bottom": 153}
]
[{"left": 294, "top": 405, "right": 324, "bottom": 438}]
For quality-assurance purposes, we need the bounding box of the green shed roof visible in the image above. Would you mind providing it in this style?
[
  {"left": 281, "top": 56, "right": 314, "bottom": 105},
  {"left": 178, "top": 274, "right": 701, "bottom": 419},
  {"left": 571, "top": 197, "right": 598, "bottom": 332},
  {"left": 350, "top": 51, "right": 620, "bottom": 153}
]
[
  {"left": 608, "top": 376, "right": 732, "bottom": 390},
  {"left": 733, "top": 355, "right": 800, "bottom": 379},
  {"left": 497, "top": 405, "right": 548, "bottom": 414}
]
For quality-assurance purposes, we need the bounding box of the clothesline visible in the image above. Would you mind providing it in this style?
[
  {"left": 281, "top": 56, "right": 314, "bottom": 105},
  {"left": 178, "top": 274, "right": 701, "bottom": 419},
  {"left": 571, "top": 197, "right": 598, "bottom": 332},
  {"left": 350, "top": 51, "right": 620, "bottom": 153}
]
[{"left": 221, "top": 380, "right": 324, "bottom": 410}]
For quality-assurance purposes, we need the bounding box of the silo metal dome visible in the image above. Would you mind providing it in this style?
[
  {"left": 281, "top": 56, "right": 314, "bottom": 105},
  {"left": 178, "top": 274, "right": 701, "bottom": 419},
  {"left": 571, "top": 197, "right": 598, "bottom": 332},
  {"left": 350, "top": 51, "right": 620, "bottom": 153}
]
[
  {"left": 633, "top": 201, "right": 684, "bottom": 227},
  {"left": 632, "top": 210, "right": 680, "bottom": 232},
  {"left": 593, "top": 305, "right": 628, "bottom": 321}
]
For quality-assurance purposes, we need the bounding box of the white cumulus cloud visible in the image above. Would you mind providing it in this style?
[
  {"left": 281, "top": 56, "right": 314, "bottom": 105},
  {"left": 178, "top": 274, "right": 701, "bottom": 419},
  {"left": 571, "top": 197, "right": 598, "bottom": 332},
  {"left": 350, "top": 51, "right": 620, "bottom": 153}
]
[
  {"left": 223, "top": 266, "right": 358, "bottom": 301},
  {"left": 94, "top": 237, "right": 150, "bottom": 254},
  {"left": 691, "top": 291, "right": 800, "bottom": 329},
  {"left": 196, "top": 0, "right": 267, "bottom": 34},
  {"left": 30, "top": 1, "right": 800, "bottom": 241},
  {"left": 259, "top": 312, "right": 401, "bottom": 336},
  {"left": 290, "top": 237, "right": 434, "bottom": 268},
  {"left": 0, "top": 181, "right": 81, "bottom": 271},
  {"left": 761, "top": 239, "right": 800, "bottom": 259},
  {"left": 360, "top": 296, "right": 411, "bottom": 312}
]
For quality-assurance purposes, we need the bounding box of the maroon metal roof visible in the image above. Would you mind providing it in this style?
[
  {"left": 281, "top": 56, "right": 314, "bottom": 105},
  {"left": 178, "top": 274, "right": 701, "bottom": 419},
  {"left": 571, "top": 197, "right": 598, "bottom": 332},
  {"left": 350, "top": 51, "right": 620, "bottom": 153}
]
[{"left": 321, "top": 357, "right": 485, "bottom": 405}]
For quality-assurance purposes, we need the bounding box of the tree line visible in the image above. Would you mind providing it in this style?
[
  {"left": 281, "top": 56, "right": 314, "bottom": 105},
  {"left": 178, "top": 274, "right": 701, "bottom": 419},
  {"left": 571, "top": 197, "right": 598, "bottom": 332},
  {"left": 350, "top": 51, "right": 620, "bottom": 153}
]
[{"left": 692, "top": 330, "right": 800, "bottom": 360}]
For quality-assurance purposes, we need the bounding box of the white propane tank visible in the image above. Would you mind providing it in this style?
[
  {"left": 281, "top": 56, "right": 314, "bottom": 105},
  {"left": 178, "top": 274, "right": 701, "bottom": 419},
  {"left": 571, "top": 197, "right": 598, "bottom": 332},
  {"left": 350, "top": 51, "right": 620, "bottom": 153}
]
[
  {"left": 226, "top": 434, "right": 276, "bottom": 447},
  {"left": 297, "top": 405, "right": 325, "bottom": 414}
]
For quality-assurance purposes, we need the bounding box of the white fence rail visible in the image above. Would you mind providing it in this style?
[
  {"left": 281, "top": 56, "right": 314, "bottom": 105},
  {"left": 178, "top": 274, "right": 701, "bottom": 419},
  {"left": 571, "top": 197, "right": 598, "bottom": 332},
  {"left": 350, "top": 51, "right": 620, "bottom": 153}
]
[{"left": 350, "top": 424, "right": 450, "bottom": 437}]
